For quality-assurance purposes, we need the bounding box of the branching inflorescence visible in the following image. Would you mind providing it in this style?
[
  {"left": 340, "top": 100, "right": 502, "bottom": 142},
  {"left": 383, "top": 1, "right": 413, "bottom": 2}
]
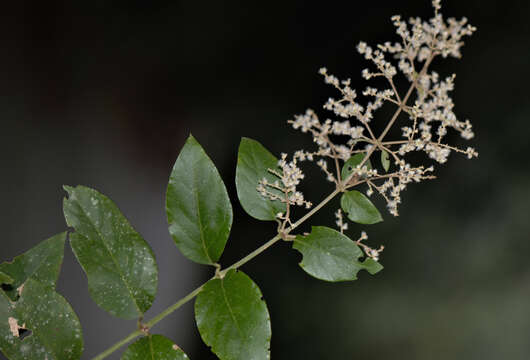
[
  {"left": 0, "top": 2, "right": 477, "bottom": 360},
  {"left": 259, "top": 0, "right": 477, "bottom": 260}
]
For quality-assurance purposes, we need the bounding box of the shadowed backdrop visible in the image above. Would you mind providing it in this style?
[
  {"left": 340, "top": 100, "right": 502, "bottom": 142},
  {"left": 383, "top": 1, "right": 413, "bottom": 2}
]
[{"left": 1, "top": 0, "right": 529, "bottom": 359}]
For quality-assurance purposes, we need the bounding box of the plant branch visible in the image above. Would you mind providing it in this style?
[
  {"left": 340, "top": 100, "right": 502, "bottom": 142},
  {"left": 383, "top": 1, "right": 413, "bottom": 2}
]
[
  {"left": 92, "top": 54, "right": 437, "bottom": 360},
  {"left": 91, "top": 331, "right": 142, "bottom": 360},
  {"left": 91, "top": 188, "right": 341, "bottom": 360}
]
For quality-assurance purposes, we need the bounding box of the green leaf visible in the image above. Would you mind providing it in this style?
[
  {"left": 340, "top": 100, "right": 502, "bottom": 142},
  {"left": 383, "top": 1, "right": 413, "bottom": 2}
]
[
  {"left": 195, "top": 269, "right": 271, "bottom": 360},
  {"left": 362, "top": 257, "right": 384, "bottom": 275},
  {"left": 0, "top": 273, "right": 13, "bottom": 286},
  {"left": 63, "top": 185, "right": 158, "bottom": 319},
  {"left": 0, "top": 233, "right": 66, "bottom": 301},
  {"left": 292, "top": 226, "right": 383, "bottom": 282},
  {"left": 381, "top": 150, "right": 390, "bottom": 172},
  {"left": 235, "top": 137, "right": 286, "bottom": 221},
  {"left": 122, "top": 335, "right": 189, "bottom": 360},
  {"left": 166, "top": 134, "right": 233, "bottom": 265},
  {"left": 0, "top": 279, "right": 83, "bottom": 360},
  {"left": 341, "top": 190, "right": 383, "bottom": 225},
  {"left": 341, "top": 153, "right": 372, "bottom": 181}
]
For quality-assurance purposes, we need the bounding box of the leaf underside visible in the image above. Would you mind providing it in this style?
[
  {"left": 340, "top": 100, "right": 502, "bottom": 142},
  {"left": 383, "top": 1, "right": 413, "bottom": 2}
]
[
  {"left": 292, "top": 226, "right": 383, "bottom": 282},
  {"left": 195, "top": 269, "right": 271, "bottom": 360},
  {"left": 166, "top": 134, "right": 233, "bottom": 265},
  {"left": 63, "top": 185, "right": 158, "bottom": 319}
]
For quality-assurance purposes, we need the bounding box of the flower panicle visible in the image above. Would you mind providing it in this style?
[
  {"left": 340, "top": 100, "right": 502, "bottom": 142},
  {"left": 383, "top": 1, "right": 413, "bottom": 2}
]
[{"left": 277, "top": 0, "right": 477, "bottom": 218}]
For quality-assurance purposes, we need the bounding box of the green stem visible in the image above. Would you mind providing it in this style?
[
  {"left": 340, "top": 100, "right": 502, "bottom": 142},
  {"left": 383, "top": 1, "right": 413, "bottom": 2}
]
[
  {"left": 91, "top": 331, "right": 142, "bottom": 360},
  {"left": 220, "top": 234, "right": 282, "bottom": 276},
  {"left": 290, "top": 188, "right": 341, "bottom": 230},
  {"left": 145, "top": 284, "right": 205, "bottom": 328},
  {"left": 90, "top": 187, "right": 342, "bottom": 360}
]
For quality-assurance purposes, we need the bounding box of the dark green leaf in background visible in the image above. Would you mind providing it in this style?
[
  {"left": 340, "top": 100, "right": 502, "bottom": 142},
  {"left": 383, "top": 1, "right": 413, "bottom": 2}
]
[
  {"left": 0, "top": 279, "right": 83, "bottom": 360},
  {"left": 381, "top": 150, "right": 390, "bottom": 172},
  {"left": 0, "top": 232, "right": 66, "bottom": 301},
  {"left": 63, "top": 185, "right": 158, "bottom": 320},
  {"left": 235, "top": 137, "right": 286, "bottom": 221},
  {"left": 166, "top": 135, "right": 233, "bottom": 265},
  {"left": 341, "top": 190, "right": 383, "bottom": 225},
  {"left": 292, "top": 226, "right": 383, "bottom": 282},
  {"left": 195, "top": 269, "right": 271, "bottom": 360},
  {"left": 121, "top": 334, "right": 190, "bottom": 360},
  {"left": 341, "top": 153, "right": 372, "bottom": 181}
]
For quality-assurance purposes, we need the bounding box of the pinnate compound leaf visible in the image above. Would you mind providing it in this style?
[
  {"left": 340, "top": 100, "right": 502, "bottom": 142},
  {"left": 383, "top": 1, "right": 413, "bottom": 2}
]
[
  {"left": 195, "top": 269, "right": 271, "bottom": 360},
  {"left": 0, "top": 232, "right": 66, "bottom": 301},
  {"left": 122, "top": 334, "right": 189, "bottom": 360},
  {"left": 381, "top": 150, "right": 390, "bottom": 172},
  {"left": 292, "top": 226, "right": 383, "bottom": 282},
  {"left": 341, "top": 190, "right": 383, "bottom": 225},
  {"left": 166, "top": 135, "right": 233, "bottom": 265},
  {"left": 63, "top": 185, "right": 158, "bottom": 319},
  {"left": 236, "top": 137, "right": 286, "bottom": 221},
  {"left": 0, "top": 279, "right": 83, "bottom": 360},
  {"left": 341, "top": 153, "right": 372, "bottom": 181}
]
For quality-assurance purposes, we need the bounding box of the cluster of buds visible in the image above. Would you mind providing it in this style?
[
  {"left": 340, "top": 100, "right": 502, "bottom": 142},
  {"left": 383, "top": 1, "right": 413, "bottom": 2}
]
[{"left": 257, "top": 153, "right": 313, "bottom": 210}]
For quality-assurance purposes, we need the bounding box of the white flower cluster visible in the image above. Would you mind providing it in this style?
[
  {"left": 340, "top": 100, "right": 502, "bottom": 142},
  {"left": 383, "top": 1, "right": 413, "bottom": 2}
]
[
  {"left": 257, "top": 153, "right": 313, "bottom": 210},
  {"left": 397, "top": 73, "right": 478, "bottom": 163},
  {"left": 288, "top": 109, "right": 366, "bottom": 160},
  {"left": 367, "top": 165, "right": 435, "bottom": 216},
  {"left": 335, "top": 209, "right": 348, "bottom": 233},
  {"left": 281, "top": 0, "right": 477, "bottom": 218}
]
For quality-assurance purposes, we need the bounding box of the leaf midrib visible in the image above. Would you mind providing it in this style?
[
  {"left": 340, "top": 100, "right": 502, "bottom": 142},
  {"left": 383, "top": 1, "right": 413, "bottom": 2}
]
[
  {"left": 192, "top": 162, "right": 213, "bottom": 264},
  {"left": 71, "top": 198, "right": 142, "bottom": 315},
  {"left": 149, "top": 335, "right": 155, "bottom": 360},
  {"left": 220, "top": 278, "right": 243, "bottom": 338},
  {"left": 293, "top": 237, "right": 359, "bottom": 262}
]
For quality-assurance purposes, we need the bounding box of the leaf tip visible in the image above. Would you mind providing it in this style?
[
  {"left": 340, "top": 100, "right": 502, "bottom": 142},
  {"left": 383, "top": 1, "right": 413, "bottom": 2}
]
[
  {"left": 239, "top": 136, "right": 254, "bottom": 145},
  {"left": 374, "top": 215, "right": 384, "bottom": 224},
  {"left": 186, "top": 133, "right": 197, "bottom": 143}
]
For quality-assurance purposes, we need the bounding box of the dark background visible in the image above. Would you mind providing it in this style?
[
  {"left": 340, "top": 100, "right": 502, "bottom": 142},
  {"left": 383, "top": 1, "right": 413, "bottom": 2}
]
[{"left": 1, "top": 0, "right": 529, "bottom": 359}]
